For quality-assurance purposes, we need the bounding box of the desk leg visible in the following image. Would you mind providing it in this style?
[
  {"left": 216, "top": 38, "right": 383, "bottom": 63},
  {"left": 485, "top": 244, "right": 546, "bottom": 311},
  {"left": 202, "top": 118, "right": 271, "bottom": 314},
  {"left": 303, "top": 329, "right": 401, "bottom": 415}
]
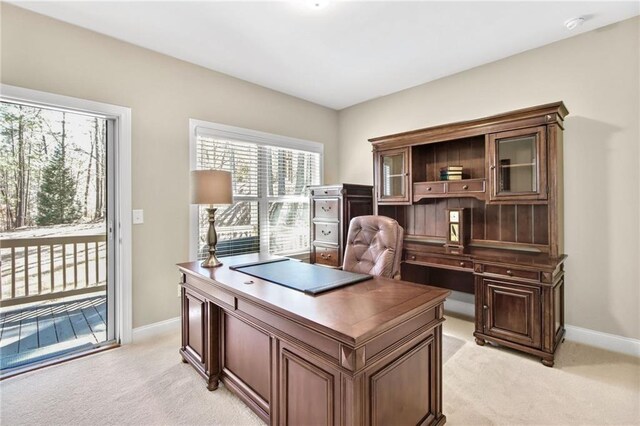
[{"left": 206, "top": 301, "right": 221, "bottom": 391}]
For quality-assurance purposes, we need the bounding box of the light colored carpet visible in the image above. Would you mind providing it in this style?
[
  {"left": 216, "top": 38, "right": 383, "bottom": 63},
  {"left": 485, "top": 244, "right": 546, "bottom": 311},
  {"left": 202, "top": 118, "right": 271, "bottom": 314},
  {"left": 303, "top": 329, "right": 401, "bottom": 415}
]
[{"left": 0, "top": 315, "right": 638, "bottom": 425}]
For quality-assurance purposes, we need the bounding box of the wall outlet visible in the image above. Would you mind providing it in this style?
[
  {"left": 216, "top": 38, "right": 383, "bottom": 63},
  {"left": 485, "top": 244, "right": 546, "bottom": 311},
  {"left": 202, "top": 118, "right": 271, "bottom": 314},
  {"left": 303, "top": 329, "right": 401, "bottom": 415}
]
[{"left": 132, "top": 209, "right": 144, "bottom": 224}]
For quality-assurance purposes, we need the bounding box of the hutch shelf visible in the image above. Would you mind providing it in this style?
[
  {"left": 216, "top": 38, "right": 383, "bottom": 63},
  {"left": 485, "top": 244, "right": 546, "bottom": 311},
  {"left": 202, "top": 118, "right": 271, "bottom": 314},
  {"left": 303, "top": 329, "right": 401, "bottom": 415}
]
[{"left": 369, "top": 102, "right": 568, "bottom": 366}]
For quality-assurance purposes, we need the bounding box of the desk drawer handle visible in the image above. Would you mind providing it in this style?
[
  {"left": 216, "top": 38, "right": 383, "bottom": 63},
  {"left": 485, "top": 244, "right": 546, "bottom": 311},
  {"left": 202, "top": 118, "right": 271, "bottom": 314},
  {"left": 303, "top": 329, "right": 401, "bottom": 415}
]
[
  {"left": 459, "top": 262, "right": 465, "bottom": 267},
  {"left": 321, "top": 230, "right": 332, "bottom": 236},
  {"left": 321, "top": 206, "right": 332, "bottom": 212},
  {"left": 506, "top": 269, "right": 513, "bottom": 276},
  {"left": 320, "top": 253, "right": 332, "bottom": 259},
  {"left": 462, "top": 185, "right": 469, "bottom": 190},
  {"left": 323, "top": 190, "right": 328, "bottom": 194},
  {"left": 410, "top": 255, "right": 416, "bottom": 260},
  {"left": 427, "top": 187, "right": 432, "bottom": 191}
]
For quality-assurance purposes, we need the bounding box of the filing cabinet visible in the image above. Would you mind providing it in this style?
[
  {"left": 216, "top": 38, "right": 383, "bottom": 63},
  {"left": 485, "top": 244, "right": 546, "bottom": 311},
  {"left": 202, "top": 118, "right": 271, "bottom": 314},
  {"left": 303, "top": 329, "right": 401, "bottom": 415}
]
[{"left": 309, "top": 184, "right": 373, "bottom": 268}]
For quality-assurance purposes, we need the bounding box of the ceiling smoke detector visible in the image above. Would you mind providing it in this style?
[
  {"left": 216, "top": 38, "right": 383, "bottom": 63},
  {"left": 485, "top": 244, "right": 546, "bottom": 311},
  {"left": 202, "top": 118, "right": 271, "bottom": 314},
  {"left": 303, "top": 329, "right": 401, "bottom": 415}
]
[
  {"left": 565, "top": 17, "right": 585, "bottom": 30},
  {"left": 308, "top": 0, "right": 329, "bottom": 9}
]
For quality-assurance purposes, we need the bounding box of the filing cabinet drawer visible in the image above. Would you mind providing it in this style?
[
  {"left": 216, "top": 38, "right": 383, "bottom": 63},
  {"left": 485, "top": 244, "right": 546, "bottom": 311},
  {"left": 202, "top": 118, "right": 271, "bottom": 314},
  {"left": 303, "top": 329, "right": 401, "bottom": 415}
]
[
  {"left": 482, "top": 264, "right": 540, "bottom": 281},
  {"left": 313, "top": 199, "right": 339, "bottom": 220},
  {"left": 314, "top": 246, "right": 339, "bottom": 267},
  {"left": 314, "top": 222, "right": 339, "bottom": 244},
  {"left": 310, "top": 187, "right": 342, "bottom": 197},
  {"left": 404, "top": 251, "right": 473, "bottom": 271},
  {"left": 447, "top": 179, "right": 486, "bottom": 194}
]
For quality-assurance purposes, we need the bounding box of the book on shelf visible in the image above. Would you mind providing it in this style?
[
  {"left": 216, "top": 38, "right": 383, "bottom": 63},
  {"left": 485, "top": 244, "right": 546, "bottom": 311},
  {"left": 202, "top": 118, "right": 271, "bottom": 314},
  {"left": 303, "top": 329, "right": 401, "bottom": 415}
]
[{"left": 441, "top": 165, "right": 463, "bottom": 172}]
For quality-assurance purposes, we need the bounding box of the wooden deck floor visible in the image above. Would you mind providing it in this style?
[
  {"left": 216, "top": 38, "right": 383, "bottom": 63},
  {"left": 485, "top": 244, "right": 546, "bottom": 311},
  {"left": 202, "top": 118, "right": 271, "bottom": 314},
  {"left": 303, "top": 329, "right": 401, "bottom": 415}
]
[{"left": 0, "top": 295, "right": 106, "bottom": 370}]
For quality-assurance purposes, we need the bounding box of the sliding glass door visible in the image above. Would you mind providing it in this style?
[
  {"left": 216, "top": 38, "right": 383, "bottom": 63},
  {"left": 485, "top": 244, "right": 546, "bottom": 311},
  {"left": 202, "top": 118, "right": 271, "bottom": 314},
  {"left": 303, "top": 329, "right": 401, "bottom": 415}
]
[{"left": 0, "top": 100, "right": 116, "bottom": 372}]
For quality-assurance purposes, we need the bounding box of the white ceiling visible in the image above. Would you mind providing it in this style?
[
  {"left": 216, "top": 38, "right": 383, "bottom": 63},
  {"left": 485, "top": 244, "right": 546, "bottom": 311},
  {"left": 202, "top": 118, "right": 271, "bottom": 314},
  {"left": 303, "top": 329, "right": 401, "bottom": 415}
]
[{"left": 11, "top": 1, "right": 640, "bottom": 110}]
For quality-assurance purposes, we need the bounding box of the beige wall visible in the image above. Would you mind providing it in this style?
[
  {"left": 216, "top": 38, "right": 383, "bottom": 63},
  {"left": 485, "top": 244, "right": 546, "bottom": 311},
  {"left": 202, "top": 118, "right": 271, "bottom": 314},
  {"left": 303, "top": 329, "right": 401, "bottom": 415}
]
[
  {"left": 338, "top": 17, "right": 640, "bottom": 339},
  {"left": 1, "top": 4, "right": 339, "bottom": 328}
]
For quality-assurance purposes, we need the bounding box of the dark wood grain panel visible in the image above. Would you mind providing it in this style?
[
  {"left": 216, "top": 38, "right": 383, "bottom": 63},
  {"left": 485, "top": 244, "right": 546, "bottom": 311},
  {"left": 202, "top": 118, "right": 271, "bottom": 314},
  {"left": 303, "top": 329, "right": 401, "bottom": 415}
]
[
  {"left": 185, "top": 291, "right": 205, "bottom": 363},
  {"left": 484, "top": 279, "right": 541, "bottom": 349},
  {"left": 423, "top": 202, "right": 436, "bottom": 236},
  {"left": 224, "top": 313, "right": 271, "bottom": 402},
  {"left": 435, "top": 199, "right": 448, "bottom": 238},
  {"left": 516, "top": 205, "right": 533, "bottom": 244},
  {"left": 280, "top": 347, "right": 335, "bottom": 426},
  {"left": 533, "top": 205, "right": 549, "bottom": 245},
  {"left": 415, "top": 204, "right": 426, "bottom": 236},
  {"left": 370, "top": 336, "right": 433, "bottom": 426},
  {"left": 471, "top": 199, "right": 485, "bottom": 240},
  {"left": 500, "top": 205, "right": 516, "bottom": 242},
  {"left": 485, "top": 204, "right": 500, "bottom": 240}
]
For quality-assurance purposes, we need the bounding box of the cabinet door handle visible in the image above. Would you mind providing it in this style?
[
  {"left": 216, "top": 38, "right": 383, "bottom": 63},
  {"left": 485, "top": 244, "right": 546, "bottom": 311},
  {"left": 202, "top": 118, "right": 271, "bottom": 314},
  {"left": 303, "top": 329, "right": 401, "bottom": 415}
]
[
  {"left": 490, "top": 165, "right": 496, "bottom": 170},
  {"left": 321, "top": 206, "right": 332, "bottom": 212},
  {"left": 321, "top": 230, "right": 331, "bottom": 236},
  {"left": 462, "top": 185, "right": 469, "bottom": 190},
  {"left": 459, "top": 262, "right": 465, "bottom": 267},
  {"left": 506, "top": 269, "right": 513, "bottom": 276},
  {"left": 483, "top": 305, "right": 488, "bottom": 310},
  {"left": 323, "top": 190, "right": 328, "bottom": 194},
  {"left": 427, "top": 187, "right": 432, "bottom": 191},
  {"left": 410, "top": 255, "right": 416, "bottom": 260}
]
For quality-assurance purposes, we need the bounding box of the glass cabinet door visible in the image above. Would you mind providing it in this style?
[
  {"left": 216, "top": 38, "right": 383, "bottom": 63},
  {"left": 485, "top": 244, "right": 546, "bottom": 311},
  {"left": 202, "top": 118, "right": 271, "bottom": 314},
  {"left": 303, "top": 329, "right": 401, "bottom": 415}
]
[
  {"left": 489, "top": 127, "right": 547, "bottom": 201},
  {"left": 377, "top": 148, "right": 410, "bottom": 203}
]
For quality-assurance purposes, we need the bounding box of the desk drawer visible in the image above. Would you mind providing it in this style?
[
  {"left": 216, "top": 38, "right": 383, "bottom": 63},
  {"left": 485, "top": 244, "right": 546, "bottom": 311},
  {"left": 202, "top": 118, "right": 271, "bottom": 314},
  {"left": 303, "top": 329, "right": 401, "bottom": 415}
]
[
  {"left": 447, "top": 179, "right": 485, "bottom": 194},
  {"left": 313, "top": 246, "right": 339, "bottom": 267},
  {"left": 405, "top": 251, "right": 473, "bottom": 271},
  {"left": 414, "top": 182, "right": 446, "bottom": 197},
  {"left": 482, "top": 264, "right": 540, "bottom": 281},
  {"left": 313, "top": 198, "right": 339, "bottom": 220},
  {"left": 314, "top": 223, "right": 339, "bottom": 244}
]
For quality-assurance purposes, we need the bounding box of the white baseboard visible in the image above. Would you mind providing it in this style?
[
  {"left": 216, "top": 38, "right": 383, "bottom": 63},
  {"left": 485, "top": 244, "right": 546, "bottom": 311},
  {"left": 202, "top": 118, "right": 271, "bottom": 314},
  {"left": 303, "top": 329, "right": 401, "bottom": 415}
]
[
  {"left": 443, "top": 299, "right": 640, "bottom": 357},
  {"left": 132, "top": 316, "right": 181, "bottom": 342},
  {"left": 565, "top": 325, "right": 640, "bottom": 357}
]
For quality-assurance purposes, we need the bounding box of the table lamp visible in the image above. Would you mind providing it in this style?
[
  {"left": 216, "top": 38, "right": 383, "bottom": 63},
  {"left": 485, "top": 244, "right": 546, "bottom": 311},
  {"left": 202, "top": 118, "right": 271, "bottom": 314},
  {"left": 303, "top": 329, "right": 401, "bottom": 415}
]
[{"left": 190, "top": 170, "right": 233, "bottom": 268}]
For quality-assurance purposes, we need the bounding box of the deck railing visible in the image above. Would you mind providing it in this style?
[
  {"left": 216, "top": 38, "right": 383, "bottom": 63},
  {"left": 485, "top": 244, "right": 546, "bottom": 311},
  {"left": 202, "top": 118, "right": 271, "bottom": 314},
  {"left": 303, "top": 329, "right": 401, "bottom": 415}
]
[{"left": 0, "top": 234, "right": 106, "bottom": 307}]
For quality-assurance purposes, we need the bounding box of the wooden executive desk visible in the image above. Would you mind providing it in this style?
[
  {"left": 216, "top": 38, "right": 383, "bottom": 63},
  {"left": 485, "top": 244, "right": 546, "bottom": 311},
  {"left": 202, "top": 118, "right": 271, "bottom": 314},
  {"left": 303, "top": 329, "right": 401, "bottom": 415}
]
[{"left": 177, "top": 254, "right": 450, "bottom": 426}]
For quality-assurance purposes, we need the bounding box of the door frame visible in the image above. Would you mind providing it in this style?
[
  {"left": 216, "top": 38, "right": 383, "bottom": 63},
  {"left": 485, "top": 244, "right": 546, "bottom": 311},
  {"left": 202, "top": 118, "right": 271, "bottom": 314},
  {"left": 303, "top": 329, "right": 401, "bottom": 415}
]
[{"left": 1, "top": 84, "right": 133, "bottom": 344}]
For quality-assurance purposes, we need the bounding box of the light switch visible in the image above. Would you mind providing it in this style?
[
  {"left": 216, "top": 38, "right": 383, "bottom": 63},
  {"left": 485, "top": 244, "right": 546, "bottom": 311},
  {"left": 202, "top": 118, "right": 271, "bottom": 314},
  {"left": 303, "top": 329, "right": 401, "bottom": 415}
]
[{"left": 132, "top": 209, "right": 144, "bottom": 224}]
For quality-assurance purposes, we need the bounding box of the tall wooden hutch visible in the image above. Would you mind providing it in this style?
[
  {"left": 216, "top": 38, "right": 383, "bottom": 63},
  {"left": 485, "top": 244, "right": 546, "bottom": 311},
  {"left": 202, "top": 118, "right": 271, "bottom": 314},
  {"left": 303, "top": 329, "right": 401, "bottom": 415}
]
[{"left": 370, "top": 102, "right": 568, "bottom": 366}]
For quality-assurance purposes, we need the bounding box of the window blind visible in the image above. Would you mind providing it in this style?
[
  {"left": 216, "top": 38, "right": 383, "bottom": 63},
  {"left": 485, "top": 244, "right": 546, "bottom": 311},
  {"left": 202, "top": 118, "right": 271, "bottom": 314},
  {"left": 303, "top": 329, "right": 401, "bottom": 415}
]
[{"left": 195, "top": 132, "right": 321, "bottom": 259}]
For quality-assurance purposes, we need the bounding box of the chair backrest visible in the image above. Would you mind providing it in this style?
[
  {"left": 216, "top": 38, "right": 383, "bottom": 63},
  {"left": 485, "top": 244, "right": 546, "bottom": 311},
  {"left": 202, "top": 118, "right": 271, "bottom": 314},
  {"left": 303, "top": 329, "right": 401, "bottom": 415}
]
[{"left": 342, "top": 215, "right": 404, "bottom": 280}]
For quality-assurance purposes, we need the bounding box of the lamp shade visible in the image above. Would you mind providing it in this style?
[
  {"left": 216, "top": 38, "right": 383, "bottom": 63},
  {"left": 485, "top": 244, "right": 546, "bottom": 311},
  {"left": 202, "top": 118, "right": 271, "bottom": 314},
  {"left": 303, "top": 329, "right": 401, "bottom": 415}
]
[{"left": 190, "top": 170, "right": 233, "bottom": 205}]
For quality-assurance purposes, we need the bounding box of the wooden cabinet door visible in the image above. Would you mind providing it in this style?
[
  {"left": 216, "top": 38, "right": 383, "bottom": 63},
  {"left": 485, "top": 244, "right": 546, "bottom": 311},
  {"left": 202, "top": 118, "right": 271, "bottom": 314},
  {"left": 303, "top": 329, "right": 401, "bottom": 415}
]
[
  {"left": 278, "top": 342, "right": 340, "bottom": 426},
  {"left": 488, "top": 126, "right": 547, "bottom": 202},
  {"left": 182, "top": 288, "right": 207, "bottom": 365},
  {"left": 376, "top": 147, "right": 411, "bottom": 204},
  {"left": 482, "top": 279, "right": 541, "bottom": 348}
]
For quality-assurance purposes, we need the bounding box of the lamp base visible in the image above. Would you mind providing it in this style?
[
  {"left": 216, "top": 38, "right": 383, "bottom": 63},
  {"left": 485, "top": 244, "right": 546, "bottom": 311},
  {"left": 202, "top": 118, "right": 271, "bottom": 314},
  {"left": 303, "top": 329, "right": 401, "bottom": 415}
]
[
  {"left": 202, "top": 207, "right": 223, "bottom": 268},
  {"left": 201, "top": 254, "right": 223, "bottom": 268}
]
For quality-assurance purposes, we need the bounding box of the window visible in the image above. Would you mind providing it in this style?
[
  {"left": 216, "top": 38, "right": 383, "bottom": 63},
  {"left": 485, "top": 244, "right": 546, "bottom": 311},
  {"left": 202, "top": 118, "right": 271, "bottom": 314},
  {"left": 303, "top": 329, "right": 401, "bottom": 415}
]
[{"left": 190, "top": 120, "right": 322, "bottom": 260}]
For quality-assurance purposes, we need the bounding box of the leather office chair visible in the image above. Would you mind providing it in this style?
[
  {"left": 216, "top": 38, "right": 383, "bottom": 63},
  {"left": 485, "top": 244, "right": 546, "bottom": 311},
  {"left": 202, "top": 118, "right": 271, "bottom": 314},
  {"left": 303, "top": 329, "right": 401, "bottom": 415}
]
[{"left": 342, "top": 215, "right": 404, "bottom": 280}]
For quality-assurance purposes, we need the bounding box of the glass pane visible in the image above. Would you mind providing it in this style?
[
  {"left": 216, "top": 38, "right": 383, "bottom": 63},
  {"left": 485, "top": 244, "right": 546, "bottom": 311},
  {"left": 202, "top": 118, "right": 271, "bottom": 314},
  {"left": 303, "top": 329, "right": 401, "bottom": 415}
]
[
  {"left": 266, "top": 148, "right": 320, "bottom": 196},
  {"left": 268, "top": 202, "right": 310, "bottom": 255},
  {"left": 497, "top": 135, "right": 537, "bottom": 193},
  {"left": 382, "top": 153, "right": 405, "bottom": 197},
  {"left": 197, "top": 138, "right": 259, "bottom": 196},
  {"left": 199, "top": 201, "right": 260, "bottom": 258}
]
